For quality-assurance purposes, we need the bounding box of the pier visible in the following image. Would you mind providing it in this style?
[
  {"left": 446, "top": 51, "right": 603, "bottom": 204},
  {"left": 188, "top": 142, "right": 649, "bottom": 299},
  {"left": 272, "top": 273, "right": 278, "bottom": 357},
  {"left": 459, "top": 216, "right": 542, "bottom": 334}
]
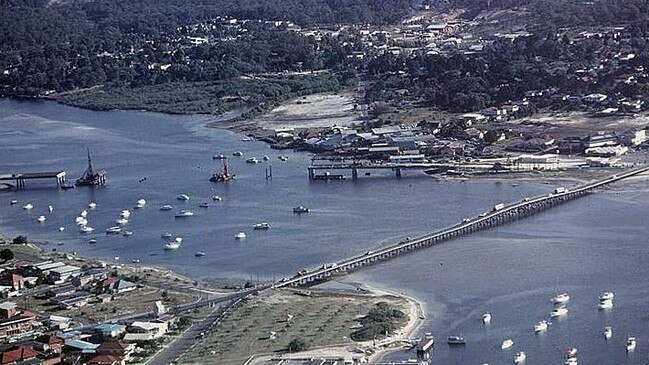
[
  {"left": 277, "top": 166, "right": 649, "bottom": 288},
  {"left": 308, "top": 162, "right": 443, "bottom": 180},
  {"left": 0, "top": 171, "right": 67, "bottom": 189}
]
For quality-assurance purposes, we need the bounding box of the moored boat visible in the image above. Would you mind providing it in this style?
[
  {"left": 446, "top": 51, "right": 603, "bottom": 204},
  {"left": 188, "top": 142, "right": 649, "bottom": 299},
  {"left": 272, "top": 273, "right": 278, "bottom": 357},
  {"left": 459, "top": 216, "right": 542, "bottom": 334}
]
[
  {"left": 626, "top": 336, "right": 636, "bottom": 352},
  {"left": 552, "top": 293, "right": 570, "bottom": 304},
  {"left": 159, "top": 205, "right": 173, "bottom": 211},
  {"left": 199, "top": 202, "right": 209, "bottom": 208},
  {"left": 23, "top": 203, "right": 34, "bottom": 210},
  {"left": 212, "top": 195, "right": 223, "bottom": 201},
  {"left": 116, "top": 218, "right": 129, "bottom": 225},
  {"left": 246, "top": 157, "right": 259, "bottom": 164},
  {"left": 177, "top": 194, "right": 190, "bottom": 201},
  {"left": 565, "top": 347, "right": 578, "bottom": 358},
  {"left": 120, "top": 210, "right": 131, "bottom": 218},
  {"left": 164, "top": 241, "right": 181, "bottom": 250},
  {"left": 534, "top": 320, "right": 549, "bottom": 332},
  {"left": 598, "top": 299, "right": 613, "bottom": 310},
  {"left": 123, "top": 231, "right": 133, "bottom": 237},
  {"left": 501, "top": 339, "right": 514, "bottom": 350},
  {"left": 37, "top": 215, "right": 46, "bottom": 223},
  {"left": 213, "top": 154, "right": 226, "bottom": 160},
  {"left": 174, "top": 210, "right": 194, "bottom": 218},
  {"left": 293, "top": 206, "right": 310, "bottom": 214},
  {"left": 235, "top": 231, "right": 247, "bottom": 240},
  {"left": 551, "top": 307, "right": 568, "bottom": 317},
  {"left": 106, "top": 226, "right": 122, "bottom": 234},
  {"left": 79, "top": 226, "right": 94, "bottom": 233},
  {"left": 447, "top": 336, "right": 465, "bottom": 345},
  {"left": 195, "top": 251, "right": 206, "bottom": 257},
  {"left": 88, "top": 202, "right": 97, "bottom": 209},
  {"left": 599, "top": 291, "right": 615, "bottom": 301},
  {"left": 135, "top": 199, "right": 146, "bottom": 208},
  {"left": 161, "top": 232, "right": 172, "bottom": 239},
  {"left": 253, "top": 222, "right": 270, "bottom": 230},
  {"left": 514, "top": 351, "right": 526, "bottom": 363},
  {"left": 482, "top": 311, "right": 492, "bottom": 324},
  {"left": 604, "top": 326, "right": 613, "bottom": 340}
]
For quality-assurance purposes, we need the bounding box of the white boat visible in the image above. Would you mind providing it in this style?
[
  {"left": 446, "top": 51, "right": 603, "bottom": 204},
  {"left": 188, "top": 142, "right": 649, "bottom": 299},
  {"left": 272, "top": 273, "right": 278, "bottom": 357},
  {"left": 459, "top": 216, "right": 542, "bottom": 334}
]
[
  {"left": 58, "top": 226, "right": 65, "bottom": 232},
  {"left": 213, "top": 154, "right": 226, "bottom": 160},
  {"left": 23, "top": 203, "right": 34, "bottom": 210},
  {"left": 293, "top": 206, "right": 310, "bottom": 213},
  {"left": 565, "top": 347, "right": 578, "bottom": 358},
  {"left": 88, "top": 202, "right": 97, "bottom": 209},
  {"left": 195, "top": 251, "right": 206, "bottom": 257},
  {"left": 80, "top": 210, "right": 88, "bottom": 218},
  {"left": 551, "top": 307, "right": 568, "bottom": 317},
  {"left": 174, "top": 237, "right": 183, "bottom": 244},
  {"left": 177, "top": 194, "right": 190, "bottom": 201},
  {"left": 564, "top": 358, "right": 578, "bottom": 365},
  {"left": 235, "top": 231, "right": 247, "bottom": 240},
  {"left": 10, "top": 200, "right": 18, "bottom": 205},
  {"left": 246, "top": 157, "right": 259, "bottom": 164},
  {"left": 116, "top": 218, "right": 129, "bottom": 225},
  {"left": 76, "top": 218, "right": 88, "bottom": 226},
  {"left": 626, "top": 336, "right": 637, "bottom": 352},
  {"left": 262, "top": 155, "right": 270, "bottom": 161},
  {"left": 501, "top": 339, "right": 514, "bottom": 350},
  {"left": 253, "top": 222, "right": 270, "bottom": 230},
  {"left": 120, "top": 210, "right": 131, "bottom": 218},
  {"left": 159, "top": 205, "right": 173, "bottom": 211},
  {"left": 212, "top": 195, "right": 222, "bottom": 201},
  {"left": 75, "top": 216, "right": 86, "bottom": 223},
  {"left": 135, "top": 199, "right": 147, "bottom": 208},
  {"left": 241, "top": 137, "right": 253, "bottom": 142},
  {"left": 598, "top": 299, "right": 613, "bottom": 309},
  {"left": 599, "top": 291, "right": 615, "bottom": 301},
  {"left": 48, "top": 205, "right": 54, "bottom": 212},
  {"left": 123, "top": 231, "right": 133, "bottom": 237},
  {"left": 482, "top": 311, "right": 492, "bottom": 324},
  {"left": 88, "top": 238, "right": 97, "bottom": 244},
  {"left": 174, "top": 210, "right": 194, "bottom": 218},
  {"left": 278, "top": 156, "right": 289, "bottom": 161},
  {"left": 164, "top": 241, "right": 181, "bottom": 250},
  {"left": 514, "top": 351, "right": 526, "bottom": 363},
  {"left": 604, "top": 326, "right": 613, "bottom": 340},
  {"left": 534, "top": 320, "right": 549, "bottom": 332},
  {"left": 161, "top": 232, "right": 172, "bottom": 239},
  {"left": 552, "top": 293, "right": 570, "bottom": 304},
  {"left": 37, "top": 215, "right": 46, "bottom": 223},
  {"left": 79, "top": 226, "right": 94, "bottom": 233},
  {"left": 233, "top": 151, "right": 244, "bottom": 156},
  {"left": 106, "top": 226, "right": 122, "bottom": 234},
  {"left": 199, "top": 202, "right": 209, "bottom": 208}
]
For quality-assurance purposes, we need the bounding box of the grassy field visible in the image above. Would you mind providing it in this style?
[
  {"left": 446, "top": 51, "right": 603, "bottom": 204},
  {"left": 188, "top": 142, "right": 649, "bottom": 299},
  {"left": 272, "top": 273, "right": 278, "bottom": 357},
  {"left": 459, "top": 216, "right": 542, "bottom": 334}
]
[{"left": 178, "top": 289, "right": 409, "bottom": 365}]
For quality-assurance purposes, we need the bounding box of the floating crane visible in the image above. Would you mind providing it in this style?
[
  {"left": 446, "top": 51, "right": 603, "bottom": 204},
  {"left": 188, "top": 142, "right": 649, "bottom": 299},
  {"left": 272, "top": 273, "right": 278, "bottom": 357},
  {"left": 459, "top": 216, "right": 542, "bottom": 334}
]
[
  {"left": 210, "top": 157, "right": 235, "bottom": 182},
  {"left": 75, "top": 148, "right": 106, "bottom": 186}
]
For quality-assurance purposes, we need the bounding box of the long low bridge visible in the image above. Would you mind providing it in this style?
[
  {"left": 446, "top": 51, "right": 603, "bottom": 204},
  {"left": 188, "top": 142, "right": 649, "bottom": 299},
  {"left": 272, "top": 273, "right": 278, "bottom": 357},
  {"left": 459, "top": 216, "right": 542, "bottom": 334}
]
[
  {"left": 0, "top": 171, "right": 67, "bottom": 189},
  {"left": 276, "top": 166, "right": 649, "bottom": 289}
]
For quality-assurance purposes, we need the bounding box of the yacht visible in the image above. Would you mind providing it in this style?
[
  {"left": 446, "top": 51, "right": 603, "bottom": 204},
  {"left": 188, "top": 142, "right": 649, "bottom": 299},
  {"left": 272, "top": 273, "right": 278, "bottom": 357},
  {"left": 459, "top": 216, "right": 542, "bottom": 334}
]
[
  {"left": 48, "top": 205, "right": 54, "bottom": 212},
  {"left": 551, "top": 307, "right": 568, "bottom": 317},
  {"left": 161, "top": 232, "right": 173, "bottom": 239},
  {"left": 123, "top": 231, "right": 133, "bottom": 237},
  {"left": 278, "top": 156, "right": 289, "bottom": 161},
  {"left": 174, "top": 210, "right": 194, "bottom": 218},
  {"left": 37, "top": 215, "right": 46, "bottom": 223},
  {"left": 177, "top": 194, "right": 190, "bottom": 201},
  {"left": 159, "top": 205, "right": 173, "bottom": 211},
  {"left": 80, "top": 210, "right": 88, "bottom": 218},
  {"left": 58, "top": 226, "right": 65, "bottom": 232},
  {"left": 604, "top": 326, "right": 613, "bottom": 340},
  {"left": 534, "top": 320, "right": 549, "bottom": 332},
  {"left": 88, "top": 238, "right": 97, "bottom": 244},
  {"left": 164, "top": 241, "right": 181, "bottom": 250},
  {"left": 626, "top": 336, "right": 636, "bottom": 352},
  {"left": 565, "top": 347, "right": 578, "bottom": 358},
  {"left": 120, "top": 210, "right": 131, "bottom": 218},
  {"left": 212, "top": 195, "right": 223, "bottom": 201},
  {"left": 233, "top": 151, "right": 245, "bottom": 157},
  {"left": 213, "top": 154, "right": 226, "bottom": 160},
  {"left": 10, "top": 200, "right": 18, "bottom": 205},
  {"left": 106, "top": 226, "right": 122, "bottom": 234},
  {"left": 246, "top": 157, "right": 259, "bottom": 164},
  {"left": 199, "top": 202, "right": 209, "bottom": 208},
  {"left": 136, "top": 199, "right": 147, "bottom": 208},
  {"left": 253, "top": 222, "right": 270, "bottom": 230},
  {"left": 552, "top": 293, "right": 570, "bottom": 304},
  {"left": 598, "top": 299, "right": 613, "bottom": 310},
  {"left": 514, "top": 351, "right": 526, "bottom": 363},
  {"left": 501, "top": 339, "right": 514, "bottom": 350},
  {"left": 79, "top": 226, "right": 94, "bottom": 233},
  {"left": 235, "top": 231, "right": 247, "bottom": 240},
  {"left": 88, "top": 202, "right": 97, "bottom": 209},
  {"left": 173, "top": 237, "right": 183, "bottom": 244},
  {"left": 447, "top": 336, "right": 466, "bottom": 345},
  {"left": 76, "top": 218, "right": 88, "bottom": 226},
  {"left": 482, "top": 312, "right": 492, "bottom": 324},
  {"left": 564, "top": 358, "right": 578, "bottom": 365},
  {"left": 23, "top": 203, "right": 34, "bottom": 210},
  {"left": 262, "top": 155, "right": 270, "bottom": 161},
  {"left": 195, "top": 251, "right": 206, "bottom": 257},
  {"left": 116, "top": 218, "right": 129, "bottom": 225},
  {"left": 599, "top": 291, "right": 615, "bottom": 301},
  {"left": 293, "top": 206, "right": 310, "bottom": 214}
]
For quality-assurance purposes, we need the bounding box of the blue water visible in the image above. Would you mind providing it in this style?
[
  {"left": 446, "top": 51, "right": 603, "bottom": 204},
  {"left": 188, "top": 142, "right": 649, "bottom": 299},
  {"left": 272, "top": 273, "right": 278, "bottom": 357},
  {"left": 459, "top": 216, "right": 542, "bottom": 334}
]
[{"left": 1, "top": 99, "right": 648, "bottom": 364}]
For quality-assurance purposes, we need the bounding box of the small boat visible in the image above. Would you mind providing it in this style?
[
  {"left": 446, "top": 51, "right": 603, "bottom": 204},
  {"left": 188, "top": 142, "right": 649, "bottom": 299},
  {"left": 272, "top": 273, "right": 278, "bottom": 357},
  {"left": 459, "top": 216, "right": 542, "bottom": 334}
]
[
  {"left": 604, "top": 326, "right": 613, "bottom": 340},
  {"left": 135, "top": 199, "right": 147, "bottom": 208},
  {"left": 212, "top": 195, "right": 223, "bottom": 201},
  {"left": 164, "top": 241, "right": 181, "bottom": 250},
  {"left": 120, "top": 210, "right": 131, "bottom": 218},
  {"left": 293, "top": 206, "right": 310, "bottom": 214},
  {"left": 262, "top": 155, "right": 270, "bottom": 161},
  {"left": 23, "top": 203, "right": 34, "bottom": 210},
  {"left": 79, "top": 226, "right": 94, "bottom": 233},
  {"left": 195, "top": 251, "right": 206, "bottom": 257},
  {"left": 37, "top": 215, "right": 46, "bottom": 223},
  {"left": 116, "top": 218, "right": 129, "bottom": 225},
  {"left": 199, "top": 202, "right": 209, "bottom": 208},
  {"left": 60, "top": 183, "right": 75, "bottom": 190},
  {"left": 88, "top": 238, "right": 97, "bottom": 244},
  {"left": 598, "top": 299, "right": 613, "bottom": 309},
  {"left": 174, "top": 237, "right": 183, "bottom": 244},
  {"left": 48, "top": 205, "right": 54, "bottom": 212},
  {"left": 278, "top": 156, "right": 289, "bottom": 161},
  {"left": 213, "top": 154, "right": 226, "bottom": 160},
  {"left": 233, "top": 151, "right": 244, "bottom": 157},
  {"left": 88, "top": 202, "right": 97, "bottom": 209},
  {"left": 501, "top": 339, "right": 514, "bottom": 350},
  {"left": 626, "top": 336, "right": 637, "bottom": 352},
  {"left": 253, "top": 222, "right": 270, "bottom": 230},
  {"left": 75, "top": 216, "right": 86, "bottom": 223},
  {"left": 10, "top": 200, "right": 18, "bottom": 205},
  {"left": 241, "top": 137, "right": 253, "bottom": 142},
  {"left": 234, "top": 231, "right": 247, "bottom": 240},
  {"left": 174, "top": 210, "right": 194, "bottom": 218},
  {"left": 106, "top": 226, "right": 122, "bottom": 234},
  {"left": 552, "top": 293, "right": 570, "bottom": 304},
  {"left": 599, "top": 291, "right": 615, "bottom": 301},
  {"left": 246, "top": 157, "right": 259, "bottom": 164},
  {"left": 58, "top": 226, "right": 65, "bottom": 232},
  {"left": 551, "top": 307, "right": 568, "bottom": 317},
  {"left": 159, "top": 205, "right": 173, "bottom": 211},
  {"left": 447, "top": 336, "right": 466, "bottom": 345},
  {"left": 534, "top": 320, "right": 549, "bottom": 332},
  {"left": 177, "top": 194, "right": 190, "bottom": 201},
  {"left": 80, "top": 210, "right": 88, "bottom": 218},
  {"left": 161, "top": 232, "right": 172, "bottom": 239},
  {"left": 514, "top": 351, "right": 526, "bottom": 363},
  {"left": 564, "top": 358, "right": 578, "bottom": 365},
  {"left": 76, "top": 218, "right": 88, "bottom": 226},
  {"left": 482, "top": 312, "right": 492, "bottom": 324},
  {"left": 123, "top": 231, "right": 133, "bottom": 237},
  {"left": 565, "top": 347, "right": 578, "bottom": 358}
]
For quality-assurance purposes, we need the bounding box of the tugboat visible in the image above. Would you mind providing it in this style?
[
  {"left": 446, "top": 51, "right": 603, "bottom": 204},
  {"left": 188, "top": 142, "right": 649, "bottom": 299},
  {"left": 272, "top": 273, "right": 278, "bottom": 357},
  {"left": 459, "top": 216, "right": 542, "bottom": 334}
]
[
  {"left": 75, "top": 148, "right": 107, "bottom": 186},
  {"left": 210, "top": 157, "right": 235, "bottom": 182}
]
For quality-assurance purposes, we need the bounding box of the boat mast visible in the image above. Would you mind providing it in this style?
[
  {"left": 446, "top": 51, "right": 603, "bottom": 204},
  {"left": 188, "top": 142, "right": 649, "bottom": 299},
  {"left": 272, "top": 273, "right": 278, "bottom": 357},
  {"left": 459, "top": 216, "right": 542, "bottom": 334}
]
[
  {"left": 222, "top": 158, "right": 229, "bottom": 177},
  {"left": 85, "top": 148, "right": 94, "bottom": 178}
]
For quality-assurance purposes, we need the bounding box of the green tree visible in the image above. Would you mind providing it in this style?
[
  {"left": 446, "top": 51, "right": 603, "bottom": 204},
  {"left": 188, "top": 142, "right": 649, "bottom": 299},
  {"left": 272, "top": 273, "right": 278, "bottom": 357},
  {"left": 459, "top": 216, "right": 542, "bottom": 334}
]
[
  {"left": 12, "top": 235, "right": 27, "bottom": 245},
  {"left": 287, "top": 338, "right": 308, "bottom": 352},
  {"left": 0, "top": 248, "right": 14, "bottom": 262}
]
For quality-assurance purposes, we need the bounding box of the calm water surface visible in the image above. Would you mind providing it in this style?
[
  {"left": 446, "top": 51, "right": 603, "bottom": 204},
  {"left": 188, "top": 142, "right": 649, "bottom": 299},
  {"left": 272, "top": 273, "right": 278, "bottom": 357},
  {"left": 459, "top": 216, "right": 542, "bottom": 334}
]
[{"left": 1, "top": 99, "right": 648, "bottom": 364}]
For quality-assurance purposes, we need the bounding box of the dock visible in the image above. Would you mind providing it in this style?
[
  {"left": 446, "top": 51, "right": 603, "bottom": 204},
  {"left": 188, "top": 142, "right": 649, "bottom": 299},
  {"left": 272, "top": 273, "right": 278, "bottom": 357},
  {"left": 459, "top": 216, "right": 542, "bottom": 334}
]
[{"left": 0, "top": 171, "right": 67, "bottom": 189}]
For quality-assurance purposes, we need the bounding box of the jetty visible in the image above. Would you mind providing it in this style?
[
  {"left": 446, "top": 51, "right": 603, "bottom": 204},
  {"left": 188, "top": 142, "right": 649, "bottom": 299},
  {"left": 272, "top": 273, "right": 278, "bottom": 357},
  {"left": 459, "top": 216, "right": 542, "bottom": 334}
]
[{"left": 0, "top": 171, "right": 67, "bottom": 189}]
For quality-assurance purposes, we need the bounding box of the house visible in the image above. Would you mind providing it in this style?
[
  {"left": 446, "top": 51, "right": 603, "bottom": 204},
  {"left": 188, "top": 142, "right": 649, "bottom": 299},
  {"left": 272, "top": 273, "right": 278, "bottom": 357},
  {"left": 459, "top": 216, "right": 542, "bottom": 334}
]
[
  {"left": 0, "top": 302, "right": 38, "bottom": 342},
  {"left": 123, "top": 322, "right": 167, "bottom": 342},
  {"left": 44, "top": 315, "right": 72, "bottom": 331},
  {"left": 0, "top": 274, "right": 24, "bottom": 291},
  {"left": 152, "top": 301, "right": 166, "bottom": 317},
  {"left": 94, "top": 324, "right": 126, "bottom": 339},
  {"left": 585, "top": 145, "right": 629, "bottom": 157},
  {"left": 32, "top": 335, "right": 64, "bottom": 354},
  {"left": 86, "top": 354, "right": 124, "bottom": 365},
  {"left": 0, "top": 345, "right": 38, "bottom": 365},
  {"left": 582, "top": 134, "right": 618, "bottom": 148},
  {"left": 47, "top": 265, "right": 82, "bottom": 283},
  {"left": 24, "top": 262, "right": 65, "bottom": 278},
  {"left": 96, "top": 342, "right": 135, "bottom": 360},
  {"left": 64, "top": 340, "right": 99, "bottom": 355},
  {"left": 50, "top": 292, "right": 94, "bottom": 310},
  {"left": 98, "top": 279, "right": 136, "bottom": 295}
]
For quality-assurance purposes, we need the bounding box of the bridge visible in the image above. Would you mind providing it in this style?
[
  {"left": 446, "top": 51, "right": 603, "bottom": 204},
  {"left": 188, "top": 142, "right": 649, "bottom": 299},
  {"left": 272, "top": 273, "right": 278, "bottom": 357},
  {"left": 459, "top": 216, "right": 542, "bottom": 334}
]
[
  {"left": 277, "top": 166, "right": 649, "bottom": 289},
  {"left": 0, "top": 171, "right": 67, "bottom": 189}
]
